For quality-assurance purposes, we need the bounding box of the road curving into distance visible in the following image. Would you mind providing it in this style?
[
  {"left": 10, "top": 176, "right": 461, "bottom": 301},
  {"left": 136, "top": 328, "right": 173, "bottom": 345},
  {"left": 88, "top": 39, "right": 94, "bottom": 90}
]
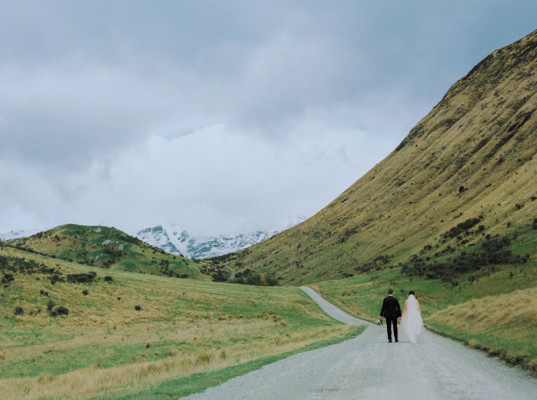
[{"left": 181, "top": 287, "right": 537, "bottom": 400}]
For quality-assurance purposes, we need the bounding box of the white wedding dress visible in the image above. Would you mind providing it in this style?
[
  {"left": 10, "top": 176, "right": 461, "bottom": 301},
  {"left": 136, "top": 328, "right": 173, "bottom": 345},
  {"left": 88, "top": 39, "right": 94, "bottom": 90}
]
[{"left": 402, "top": 294, "right": 423, "bottom": 343}]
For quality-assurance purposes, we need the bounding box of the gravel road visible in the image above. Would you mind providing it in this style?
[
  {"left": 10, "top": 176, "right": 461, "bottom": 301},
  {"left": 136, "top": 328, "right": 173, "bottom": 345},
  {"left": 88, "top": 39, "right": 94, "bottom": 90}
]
[{"left": 181, "top": 287, "right": 537, "bottom": 400}]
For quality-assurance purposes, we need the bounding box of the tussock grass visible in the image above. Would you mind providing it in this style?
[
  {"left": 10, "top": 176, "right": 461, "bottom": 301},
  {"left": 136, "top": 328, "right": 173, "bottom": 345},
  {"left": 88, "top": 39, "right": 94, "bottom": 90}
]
[
  {"left": 0, "top": 247, "right": 354, "bottom": 399},
  {"left": 427, "top": 288, "right": 537, "bottom": 371}
]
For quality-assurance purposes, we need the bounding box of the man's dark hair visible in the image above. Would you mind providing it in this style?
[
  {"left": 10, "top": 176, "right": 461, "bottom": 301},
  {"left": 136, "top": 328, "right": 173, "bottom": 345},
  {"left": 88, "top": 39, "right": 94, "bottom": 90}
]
[{"left": 388, "top": 288, "right": 394, "bottom": 294}]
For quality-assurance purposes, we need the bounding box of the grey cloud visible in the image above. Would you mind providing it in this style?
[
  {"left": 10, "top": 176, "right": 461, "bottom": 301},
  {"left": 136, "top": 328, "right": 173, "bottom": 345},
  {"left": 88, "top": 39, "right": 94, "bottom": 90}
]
[{"left": 1, "top": 1, "right": 537, "bottom": 235}]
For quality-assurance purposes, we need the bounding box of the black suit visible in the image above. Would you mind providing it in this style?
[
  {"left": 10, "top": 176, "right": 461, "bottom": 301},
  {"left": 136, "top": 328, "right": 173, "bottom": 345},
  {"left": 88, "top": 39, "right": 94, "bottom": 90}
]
[{"left": 380, "top": 295, "right": 402, "bottom": 342}]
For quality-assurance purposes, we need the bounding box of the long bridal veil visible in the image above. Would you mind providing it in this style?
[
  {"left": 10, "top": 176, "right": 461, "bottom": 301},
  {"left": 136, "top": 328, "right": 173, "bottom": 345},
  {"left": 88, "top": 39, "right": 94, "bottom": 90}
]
[{"left": 402, "top": 294, "right": 423, "bottom": 343}]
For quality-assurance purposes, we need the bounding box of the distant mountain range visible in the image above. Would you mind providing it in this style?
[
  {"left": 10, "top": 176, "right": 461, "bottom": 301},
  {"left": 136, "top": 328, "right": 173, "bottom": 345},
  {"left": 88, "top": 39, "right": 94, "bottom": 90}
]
[
  {"left": 136, "top": 220, "right": 304, "bottom": 259},
  {"left": 1, "top": 220, "right": 304, "bottom": 260}
]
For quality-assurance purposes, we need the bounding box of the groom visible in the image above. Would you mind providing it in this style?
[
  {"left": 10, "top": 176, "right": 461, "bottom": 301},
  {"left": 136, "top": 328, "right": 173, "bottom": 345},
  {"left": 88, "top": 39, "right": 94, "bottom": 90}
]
[{"left": 380, "top": 288, "right": 402, "bottom": 342}]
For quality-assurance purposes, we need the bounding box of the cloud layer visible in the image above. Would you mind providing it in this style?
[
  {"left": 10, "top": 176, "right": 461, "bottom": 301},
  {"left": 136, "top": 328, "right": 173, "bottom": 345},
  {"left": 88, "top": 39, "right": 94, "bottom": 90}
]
[{"left": 1, "top": 1, "right": 536, "bottom": 235}]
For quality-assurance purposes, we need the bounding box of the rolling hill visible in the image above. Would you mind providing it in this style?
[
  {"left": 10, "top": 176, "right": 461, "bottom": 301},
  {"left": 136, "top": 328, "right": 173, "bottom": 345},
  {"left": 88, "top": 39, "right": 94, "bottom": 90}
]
[
  {"left": 219, "top": 28, "right": 537, "bottom": 285},
  {"left": 0, "top": 243, "right": 357, "bottom": 399},
  {"left": 6, "top": 224, "right": 209, "bottom": 280}
]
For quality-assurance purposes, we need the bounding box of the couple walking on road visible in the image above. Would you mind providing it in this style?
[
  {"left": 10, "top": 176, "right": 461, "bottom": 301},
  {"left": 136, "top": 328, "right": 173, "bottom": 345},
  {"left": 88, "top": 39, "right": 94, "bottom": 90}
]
[{"left": 380, "top": 288, "right": 423, "bottom": 343}]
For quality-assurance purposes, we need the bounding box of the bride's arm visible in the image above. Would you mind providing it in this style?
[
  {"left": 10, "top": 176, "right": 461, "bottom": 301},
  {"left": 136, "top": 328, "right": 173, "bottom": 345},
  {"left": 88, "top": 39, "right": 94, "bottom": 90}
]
[
  {"left": 416, "top": 299, "right": 420, "bottom": 311},
  {"left": 403, "top": 300, "right": 408, "bottom": 314}
]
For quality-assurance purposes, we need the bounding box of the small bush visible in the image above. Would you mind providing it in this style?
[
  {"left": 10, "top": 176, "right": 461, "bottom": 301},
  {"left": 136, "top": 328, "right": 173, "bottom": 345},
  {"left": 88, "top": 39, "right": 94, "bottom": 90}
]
[
  {"left": 47, "top": 300, "right": 56, "bottom": 312},
  {"left": 67, "top": 272, "right": 96, "bottom": 283},
  {"left": 14, "top": 306, "right": 24, "bottom": 316},
  {"left": 55, "top": 306, "right": 69, "bottom": 316},
  {"left": 135, "top": 305, "right": 142, "bottom": 311},
  {"left": 2, "top": 273, "right": 14, "bottom": 284},
  {"left": 49, "top": 274, "right": 64, "bottom": 285}
]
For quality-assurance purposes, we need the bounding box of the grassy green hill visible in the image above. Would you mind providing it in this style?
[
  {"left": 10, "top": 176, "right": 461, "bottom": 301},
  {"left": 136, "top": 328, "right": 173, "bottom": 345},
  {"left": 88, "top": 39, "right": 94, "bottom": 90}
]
[
  {"left": 218, "top": 28, "right": 537, "bottom": 286},
  {"left": 6, "top": 224, "right": 210, "bottom": 280},
  {"left": 0, "top": 245, "right": 361, "bottom": 399}
]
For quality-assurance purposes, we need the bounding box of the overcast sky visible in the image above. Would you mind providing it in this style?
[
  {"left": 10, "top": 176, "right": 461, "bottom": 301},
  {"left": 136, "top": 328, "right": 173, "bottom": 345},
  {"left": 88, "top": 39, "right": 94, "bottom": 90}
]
[{"left": 1, "top": 1, "right": 536, "bottom": 236}]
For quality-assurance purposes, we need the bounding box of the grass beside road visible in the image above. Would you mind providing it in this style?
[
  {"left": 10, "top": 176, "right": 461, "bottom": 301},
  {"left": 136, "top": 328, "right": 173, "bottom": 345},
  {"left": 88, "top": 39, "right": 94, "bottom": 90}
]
[
  {"left": 95, "top": 326, "right": 365, "bottom": 400},
  {"left": 313, "top": 259, "right": 537, "bottom": 373},
  {"left": 0, "top": 247, "right": 359, "bottom": 399},
  {"left": 426, "top": 288, "right": 537, "bottom": 373}
]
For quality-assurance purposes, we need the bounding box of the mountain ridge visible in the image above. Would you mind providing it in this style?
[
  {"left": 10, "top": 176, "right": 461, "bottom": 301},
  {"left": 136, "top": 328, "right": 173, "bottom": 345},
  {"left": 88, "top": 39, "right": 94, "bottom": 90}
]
[{"left": 136, "top": 220, "right": 304, "bottom": 259}]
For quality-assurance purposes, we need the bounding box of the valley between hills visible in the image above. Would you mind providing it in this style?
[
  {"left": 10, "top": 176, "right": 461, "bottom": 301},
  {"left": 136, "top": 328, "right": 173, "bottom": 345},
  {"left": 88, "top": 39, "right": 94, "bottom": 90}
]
[{"left": 1, "top": 29, "right": 537, "bottom": 399}]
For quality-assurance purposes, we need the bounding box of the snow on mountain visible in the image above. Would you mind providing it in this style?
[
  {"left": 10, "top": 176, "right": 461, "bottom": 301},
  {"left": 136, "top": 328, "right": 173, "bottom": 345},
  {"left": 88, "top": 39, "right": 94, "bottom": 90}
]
[{"left": 136, "top": 219, "right": 304, "bottom": 259}]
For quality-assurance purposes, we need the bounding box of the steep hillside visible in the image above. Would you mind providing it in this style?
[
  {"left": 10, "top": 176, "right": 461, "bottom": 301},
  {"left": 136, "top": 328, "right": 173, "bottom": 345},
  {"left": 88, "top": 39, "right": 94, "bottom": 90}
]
[
  {"left": 6, "top": 224, "right": 209, "bottom": 279},
  {"left": 222, "top": 29, "right": 537, "bottom": 284}
]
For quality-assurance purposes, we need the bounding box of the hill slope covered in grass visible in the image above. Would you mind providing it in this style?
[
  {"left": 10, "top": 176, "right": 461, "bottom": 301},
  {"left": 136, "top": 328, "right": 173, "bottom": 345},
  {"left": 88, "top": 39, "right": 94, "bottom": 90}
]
[
  {"left": 0, "top": 245, "right": 360, "bottom": 399},
  {"left": 6, "top": 224, "right": 213, "bottom": 280},
  {"left": 219, "top": 28, "right": 537, "bottom": 285}
]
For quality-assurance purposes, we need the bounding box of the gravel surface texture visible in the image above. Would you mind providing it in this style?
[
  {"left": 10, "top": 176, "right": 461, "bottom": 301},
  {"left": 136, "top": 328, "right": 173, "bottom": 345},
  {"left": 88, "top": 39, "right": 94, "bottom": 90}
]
[{"left": 181, "top": 287, "right": 537, "bottom": 400}]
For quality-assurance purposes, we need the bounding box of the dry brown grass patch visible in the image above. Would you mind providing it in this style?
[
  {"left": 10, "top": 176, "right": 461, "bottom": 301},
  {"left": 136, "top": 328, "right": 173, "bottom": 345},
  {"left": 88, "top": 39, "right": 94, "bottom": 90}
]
[{"left": 428, "top": 287, "right": 537, "bottom": 333}]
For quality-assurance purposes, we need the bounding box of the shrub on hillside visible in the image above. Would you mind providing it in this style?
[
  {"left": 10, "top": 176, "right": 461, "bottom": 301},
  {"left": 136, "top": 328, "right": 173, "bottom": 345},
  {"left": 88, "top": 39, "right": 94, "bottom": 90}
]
[
  {"left": 230, "top": 270, "right": 279, "bottom": 286},
  {"left": 47, "top": 300, "right": 56, "bottom": 312},
  {"left": 54, "top": 306, "right": 69, "bottom": 316},
  {"left": 67, "top": 271, "right": 96, "bottom": 283},
  {"left": 2, "top": 273, "right": 14, "bottom": 285},
  {"left": 49, "top": 274, "right": 64, "bottom": 285},
  {"left": 441, "top": 217, "right": 482, "bottom": 239},
  {"left": 402, "top": 235, "right": 529, "bottom": 281}
]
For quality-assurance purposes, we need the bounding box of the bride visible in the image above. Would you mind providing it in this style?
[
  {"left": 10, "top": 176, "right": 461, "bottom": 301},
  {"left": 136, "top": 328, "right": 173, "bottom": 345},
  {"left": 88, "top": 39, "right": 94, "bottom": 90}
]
[{"left": 402, "top": 291, "right": 423, "bottom": 343}]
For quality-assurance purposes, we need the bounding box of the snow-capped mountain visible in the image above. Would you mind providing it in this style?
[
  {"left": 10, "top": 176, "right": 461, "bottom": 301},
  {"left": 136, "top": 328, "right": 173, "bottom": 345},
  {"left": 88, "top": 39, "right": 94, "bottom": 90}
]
[{"left": 136, "top": 220, "right": 304, "bottom": 259}]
